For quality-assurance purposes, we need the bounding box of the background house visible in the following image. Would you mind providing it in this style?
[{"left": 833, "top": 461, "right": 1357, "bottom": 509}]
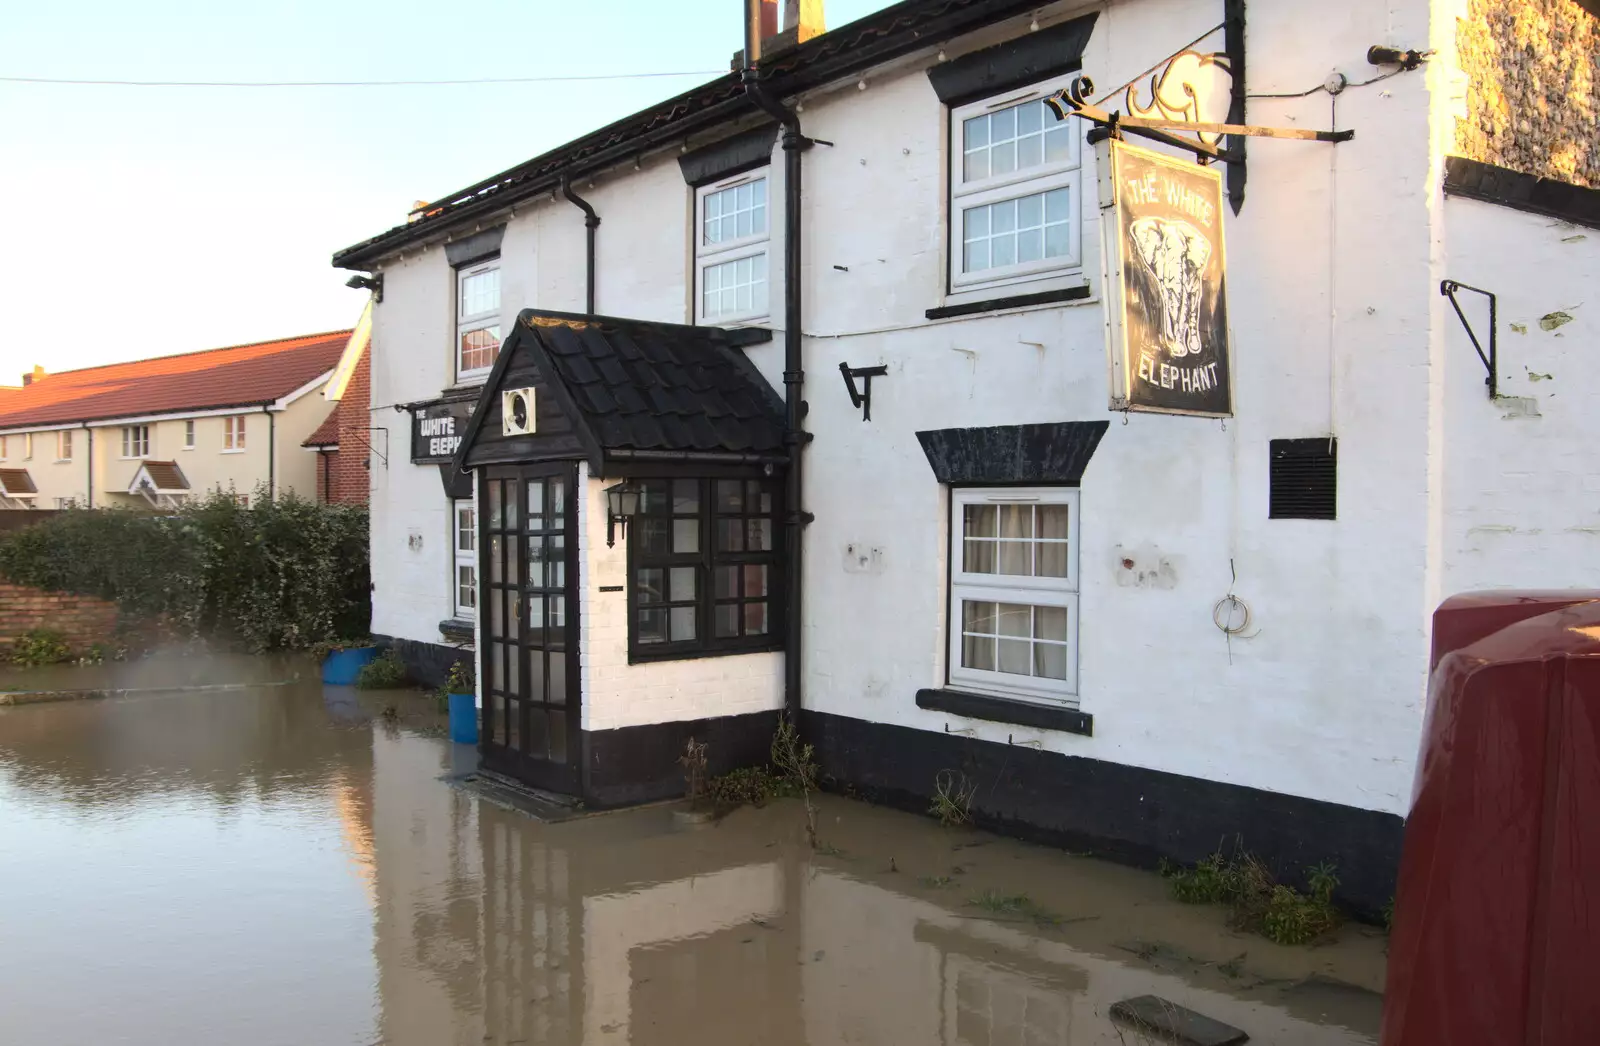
[{"left": 0, "top": 330, "right": 350, "bottom": 509}]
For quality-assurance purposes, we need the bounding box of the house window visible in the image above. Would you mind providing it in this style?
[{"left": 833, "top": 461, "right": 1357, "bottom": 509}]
[
  {"left": 55, "top": 497, "right": 76, "bottom": 509},
  {"left": 630, "top": 478, "right": 781, "bottom": 659},
  {"left": 57, "top": 431, "right": 72, "bottom": 461},
  {"left": 121, "top": 426, "right": 151, "bottom": 458},
  {"left": 949, "top": 79, "right": 1082, "bottom": 293},
  {"left": 184, "top": 420, "right": 196, "bottom": 449},
  {"left": 0, "top": 436, "right": 5, "bottom": 459},
  {"left": 22, "top": 433, "right": 33, "bottom": 460},
  {"left": 948, "top": 487, "right": 1079, "bottom": 704},
  {"left": 456, "top": 261, "right": 502, "bottom": 381},
  {"left": 454, "top": 499, "right": 477, "bottom": 618},
  {"left": 223, "top": 415, "right": 247, "bottom": 452},
  {"left": 695, "top": 173, "right": 769, "bottom": 324}
]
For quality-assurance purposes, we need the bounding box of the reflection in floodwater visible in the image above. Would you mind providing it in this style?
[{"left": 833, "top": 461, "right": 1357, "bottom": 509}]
[{"left": 0, "top": 679, "right": 1386, "bottom": 1045}]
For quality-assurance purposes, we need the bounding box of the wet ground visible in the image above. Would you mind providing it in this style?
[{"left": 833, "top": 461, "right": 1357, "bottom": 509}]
[{"left": 0, "top": 662, "right": 1387, "bottom": 1045}]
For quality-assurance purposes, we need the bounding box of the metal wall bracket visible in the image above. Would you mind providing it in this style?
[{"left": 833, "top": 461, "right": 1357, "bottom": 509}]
[
  {"left": 358, "top": 427, "right": 390, "bottom": 469},
  {"left": 839, "top": 362, "right": 888, "bottom": 421},
  {"left": 1440, "top": 280, "right": 1497, "bottom": 399}
]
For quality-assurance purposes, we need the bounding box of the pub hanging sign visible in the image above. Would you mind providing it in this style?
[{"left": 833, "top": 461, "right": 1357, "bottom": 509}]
[
  {"left": 1102, "top": 140, "right": 1233, "bottom": 417},
  {"left": 410, "top": 398, "right": 475, "bottom": 464}
]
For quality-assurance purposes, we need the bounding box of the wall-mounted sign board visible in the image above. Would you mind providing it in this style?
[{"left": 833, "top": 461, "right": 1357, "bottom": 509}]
[
  {"left": 1100, "top": 140, "right": 1233, "bottom": 417},
  {"left": 411, "top": 399, "right": 475, "bottom": 464}
]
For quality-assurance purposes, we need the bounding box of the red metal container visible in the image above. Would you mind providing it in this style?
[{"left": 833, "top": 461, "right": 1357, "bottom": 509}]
[{"left": 1382, "top": 591, "right": 1600, "bottom": 1046}]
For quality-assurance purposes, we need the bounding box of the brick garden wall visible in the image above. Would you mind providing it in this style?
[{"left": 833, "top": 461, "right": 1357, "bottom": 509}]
[{"left": 0, "top": 581, "right": 119, "bottom": 655}]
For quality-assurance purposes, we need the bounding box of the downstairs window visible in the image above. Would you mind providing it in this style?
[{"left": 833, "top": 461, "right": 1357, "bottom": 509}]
[
  {"left": 629, "top": 477, "right": 782, "bottom": 661},
  {"left": 948, "top": 487, "right": 1080, "bottom": 704}
]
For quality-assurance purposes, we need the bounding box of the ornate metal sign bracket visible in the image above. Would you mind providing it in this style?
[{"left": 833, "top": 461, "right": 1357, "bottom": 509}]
[
  {"left": 1045, "top": 1, "right": 1351, "bottom": 214},
  {"left": 839, "top": 362, "right": 888, "bottom": 422}
]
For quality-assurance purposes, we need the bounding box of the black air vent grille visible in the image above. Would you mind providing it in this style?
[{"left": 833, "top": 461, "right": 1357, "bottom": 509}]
[{"left": 1269, "top": 438, "right": 1337, "bottom": 520}]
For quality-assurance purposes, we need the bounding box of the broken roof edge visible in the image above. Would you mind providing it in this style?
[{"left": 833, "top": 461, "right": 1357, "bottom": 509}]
[{"left": 331, "top": 0, "right": 1052, "bottom": 271}]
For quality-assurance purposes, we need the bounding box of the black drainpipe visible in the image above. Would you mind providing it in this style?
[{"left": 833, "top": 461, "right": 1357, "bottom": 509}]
[
  {"left": 742, "top": 52, "right": 813, "bottom": 724},
  {"left": 84, "top": 426, "right": 93, "bottom": 508},
  {"left": 560, "top": 176, "right": 600, "bottom": 314}
]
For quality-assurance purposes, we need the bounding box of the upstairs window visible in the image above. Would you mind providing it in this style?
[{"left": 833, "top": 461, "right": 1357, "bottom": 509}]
[
  {"left": 949, "top": 78, "right": 1082, "bottom": 294},
  {"left": 696, "top": 173, "right": 769, "bottom": 325},
  {"left": 22, "top": 433, "right": 33, "bottom": 460},
  {"left": 629, "top": 478, "right": 782, "bottom": 660},
  {"left": 184, "top": 420, "right": 196, "bottom": 449},
  {"left": 121, "top": 426, "right": 151, "bottom": 459},
  {"left": 223, "top": 415, "right": 247, "bottom": 452},
  {"left": 948, "top": 487, "right": 1080, "bottom": 704},
  {"left": 456, "top": 261, "right": 501, "bottom": 381},
  {"left": 57, "top": 431, "right": 72, "bottom": 461}
]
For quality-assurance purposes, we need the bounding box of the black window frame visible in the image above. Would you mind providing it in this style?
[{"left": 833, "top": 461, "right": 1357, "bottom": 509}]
[{"left": 626, "top": 476, "right": 784, "bottom": 664}]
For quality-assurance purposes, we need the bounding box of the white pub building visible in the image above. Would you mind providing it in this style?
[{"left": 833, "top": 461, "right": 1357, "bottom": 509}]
[{"left": 335, "top": 0, "right": 1600, "bottom": 911}]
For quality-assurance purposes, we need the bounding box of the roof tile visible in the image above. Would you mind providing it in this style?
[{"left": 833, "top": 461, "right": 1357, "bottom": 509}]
[
  {"left": 497, "top": 310, "right": 784, "bottom": 458},
  {"left": 0, "top": 330, "right": 351, "bottom": 430},
  {"left": 302, "top": 406, "right": 341, "bottom": 447}
]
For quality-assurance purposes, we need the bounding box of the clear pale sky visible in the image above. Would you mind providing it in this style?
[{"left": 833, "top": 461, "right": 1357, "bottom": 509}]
[{"left": 0, "top": 0, "right": 894, "bottom": 383}]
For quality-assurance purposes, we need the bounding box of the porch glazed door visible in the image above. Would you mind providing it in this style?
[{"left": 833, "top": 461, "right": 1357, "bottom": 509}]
[{"left": 479, "top": 464, "right": 581, "bottom": 794}]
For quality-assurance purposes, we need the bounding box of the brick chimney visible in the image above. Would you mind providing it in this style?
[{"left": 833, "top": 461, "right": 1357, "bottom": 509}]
[
  {"left": 733, "top": 0, "right": 823, "bottom": 67},
  {"left": 20, "top": 365, "right": 44, "bottom": 387}
]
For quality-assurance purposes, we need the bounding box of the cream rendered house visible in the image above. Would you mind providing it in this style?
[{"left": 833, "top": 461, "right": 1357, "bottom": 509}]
[{"left": 0, "top": 331, "right": 352, "bottom": 509}]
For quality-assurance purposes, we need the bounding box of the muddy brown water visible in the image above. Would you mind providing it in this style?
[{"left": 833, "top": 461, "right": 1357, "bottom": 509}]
[{"left": 0, "top": 668, "right": 1386, "bottom": 1045}]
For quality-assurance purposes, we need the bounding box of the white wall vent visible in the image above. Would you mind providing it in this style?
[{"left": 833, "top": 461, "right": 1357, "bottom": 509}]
[{"left": 501, "top": 388, "right": 537, "bottom": 436}]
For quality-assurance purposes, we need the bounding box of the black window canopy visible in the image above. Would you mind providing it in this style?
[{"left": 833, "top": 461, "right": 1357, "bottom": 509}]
[
  {"left": 678, "top": 124, "right": 780, "bottom": 187},
  {"left": 916, "top": 421, "right": 1109, "bottom": 486},
  {"left": 444, "top": 224, "right": 505, "bottom": 268},
  {"left": 926, "top": 13, "right": 1099, "bottom": 107},
  {"left": 1269, "top": 438, "right": 1337, "bottom": 520}
]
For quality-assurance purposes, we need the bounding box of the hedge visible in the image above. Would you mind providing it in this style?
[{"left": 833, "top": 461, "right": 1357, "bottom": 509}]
[{"left": 0, "top": 489, "right": 369, "bottom": 651}]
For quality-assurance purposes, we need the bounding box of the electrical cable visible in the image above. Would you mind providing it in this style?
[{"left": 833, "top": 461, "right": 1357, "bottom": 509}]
[
  {"left": 0, "top": 70, "right": 724, "bottom": 88},
  {"left": 1247, "top": 65, "right": 1403, "bottom": 99}
]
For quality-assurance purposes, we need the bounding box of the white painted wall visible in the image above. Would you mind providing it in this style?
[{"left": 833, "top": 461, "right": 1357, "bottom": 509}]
[
  {"left": 362, "top": 0, "right": 1594, "bottom": 817},
  {"left": 779, "top": 0, "right": 1439, "bottom": 817},
  {"left": 1439, "top": 196, "right": 1600, "bottom": 592},
  {"left": 577, "top": 462, "right": 784, "bottom": 732},
  {"left": 368, "top": 248, "right": 459, "bottom": 644}
]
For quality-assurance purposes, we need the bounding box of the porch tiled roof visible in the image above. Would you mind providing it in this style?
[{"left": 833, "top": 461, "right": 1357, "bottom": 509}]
[
  {"left": 134, "top": 461, "right": 190, "bottom": 492},
  {"left": 303, "top": 407, "right": 340, "bottom": 448},
  {"left": 0, "top": 331, "right": 350, "bottom": 430},
  {"left": 0, "top": 468, "right": 37, "bottom": 495},
  {"left": 515, "top": 310, "right": 785, "bottom": 455}
]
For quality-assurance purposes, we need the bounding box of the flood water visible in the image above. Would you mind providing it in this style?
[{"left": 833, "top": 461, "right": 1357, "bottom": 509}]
[{"left": 0, "top": 668, "right": 1387, "bottom": 1045}]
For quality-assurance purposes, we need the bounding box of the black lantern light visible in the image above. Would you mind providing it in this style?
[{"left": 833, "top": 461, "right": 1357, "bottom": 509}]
[{"left": 604, "top": 480, "right": 643, "bottom": 547}]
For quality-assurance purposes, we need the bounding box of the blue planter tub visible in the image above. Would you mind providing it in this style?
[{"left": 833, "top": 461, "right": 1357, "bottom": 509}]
[
  {"left": 448, "top": 692, "right": 479, "bottom": 745},
  {"left": 322, "top": 647, "right": 378, "bottom": 686}
]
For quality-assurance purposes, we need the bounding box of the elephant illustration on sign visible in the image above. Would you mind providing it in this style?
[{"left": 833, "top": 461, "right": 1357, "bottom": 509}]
[{"left": 1129, "top": 216, "right": 1213, "bottom": 359}]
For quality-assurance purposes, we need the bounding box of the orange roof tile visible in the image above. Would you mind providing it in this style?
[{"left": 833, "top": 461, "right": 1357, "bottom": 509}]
[
  {"left": 0, "top": 330, "right": 351, "bottom": 430},
  {"left": 303, "top": 406, "right": 341, "bottom": 448}
]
